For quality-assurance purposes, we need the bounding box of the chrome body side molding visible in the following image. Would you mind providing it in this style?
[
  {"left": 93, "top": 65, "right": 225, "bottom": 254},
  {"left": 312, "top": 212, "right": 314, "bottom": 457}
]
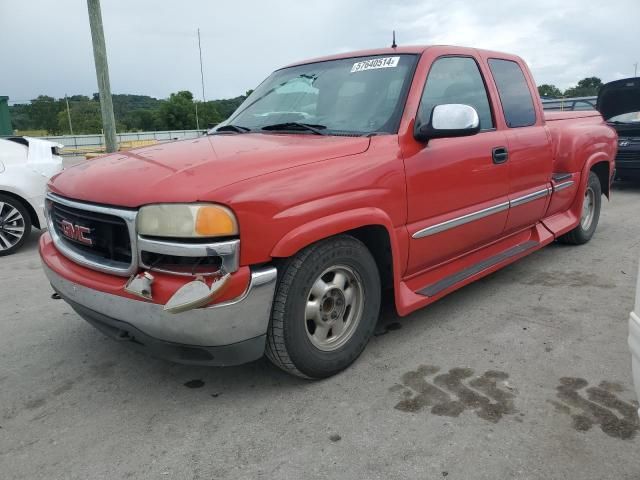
[
  {"left": 509, "top": 187, "right": 550, "bottom": 208},
  {"left": 412, "top": 201, "right": 510, "bottom": 239},
  {"left": 412, "top": 185, "right": 552, "bottom": 239},
  {"left": 553, "top": 180, "right": 575, "bottom": 192}
]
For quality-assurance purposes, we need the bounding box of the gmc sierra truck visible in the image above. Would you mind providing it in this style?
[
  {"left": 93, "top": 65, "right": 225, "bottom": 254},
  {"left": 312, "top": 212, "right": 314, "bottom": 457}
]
[{"left": 40, "top": 45, "right": 617, "bottom": 379}]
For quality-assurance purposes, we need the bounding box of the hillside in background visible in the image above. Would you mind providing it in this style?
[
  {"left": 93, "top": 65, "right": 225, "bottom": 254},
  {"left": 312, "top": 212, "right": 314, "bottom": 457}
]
[{"left": 9, "top": 91, "right": 250, "bottom": 135}]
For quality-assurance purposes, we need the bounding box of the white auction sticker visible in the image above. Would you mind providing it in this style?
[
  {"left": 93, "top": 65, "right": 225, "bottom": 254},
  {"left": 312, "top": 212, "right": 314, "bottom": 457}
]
[{"left": 351, "top": 56, "right": 400, "bottom": 73}]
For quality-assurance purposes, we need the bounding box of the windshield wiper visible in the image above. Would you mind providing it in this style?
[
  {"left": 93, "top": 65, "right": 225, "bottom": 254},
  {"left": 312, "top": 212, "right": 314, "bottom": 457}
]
[
  {"left": 261, "top": 122, "right": 328, "bottom": 135},
  {"left": 212, "top": 124, "right": 252, "bottom": 133}
]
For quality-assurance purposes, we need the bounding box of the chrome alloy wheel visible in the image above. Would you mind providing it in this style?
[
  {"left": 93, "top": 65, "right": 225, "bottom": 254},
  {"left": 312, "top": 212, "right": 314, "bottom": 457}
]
[
  {"left": 581, "top": 186, "right": 596, "bottom": 230},
  {"left": 305, "top": 265, "right": 365, "bottom": 352},
  {"left": 0, "top": 201, "right": 26, "bottom": 251}
]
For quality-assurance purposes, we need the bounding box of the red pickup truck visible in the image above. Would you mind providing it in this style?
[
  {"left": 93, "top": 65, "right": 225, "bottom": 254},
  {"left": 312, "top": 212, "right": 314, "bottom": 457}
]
[{"left": 40, "top": 45, "right": 617, "bottom": 378}]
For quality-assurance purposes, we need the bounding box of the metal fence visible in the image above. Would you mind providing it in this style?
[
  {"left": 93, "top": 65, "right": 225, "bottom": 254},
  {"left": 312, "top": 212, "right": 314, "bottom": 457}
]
[
  {"left": 540, "top": 96, "right": 597, "bottom": 112},
  {"left": 37, "top": 129, "right": 206, "bottom": 156}
]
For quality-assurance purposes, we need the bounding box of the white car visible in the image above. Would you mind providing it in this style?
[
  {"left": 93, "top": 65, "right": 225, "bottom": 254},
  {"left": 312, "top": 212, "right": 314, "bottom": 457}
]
[{"left": 0, "top": 137, "right": 63, "bottom": 255}]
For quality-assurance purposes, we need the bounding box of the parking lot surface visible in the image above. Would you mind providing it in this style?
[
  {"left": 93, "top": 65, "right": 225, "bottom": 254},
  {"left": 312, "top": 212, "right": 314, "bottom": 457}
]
[{"left": 1, "top": 184, "right": 639, "bottom": 480}]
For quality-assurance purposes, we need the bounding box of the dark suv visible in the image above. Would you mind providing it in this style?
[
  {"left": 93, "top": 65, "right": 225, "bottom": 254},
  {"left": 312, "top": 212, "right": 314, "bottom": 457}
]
[{"left": 597, "top": 78, "right": 640, "bottom": 180}]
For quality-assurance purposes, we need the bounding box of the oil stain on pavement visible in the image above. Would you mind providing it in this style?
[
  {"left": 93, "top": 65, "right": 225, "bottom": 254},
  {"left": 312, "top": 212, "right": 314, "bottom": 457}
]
[
  {"left": 550, "top": 377, "right": 639, "bottom": 439},
  {"left": 391, "top": 365, "right": 517, "bottom": 423}
]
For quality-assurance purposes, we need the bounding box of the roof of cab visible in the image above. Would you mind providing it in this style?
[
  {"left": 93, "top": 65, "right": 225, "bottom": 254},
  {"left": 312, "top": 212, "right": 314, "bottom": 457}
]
[{"left": 282, "top": 45, "right": 522, "bottom": 69}]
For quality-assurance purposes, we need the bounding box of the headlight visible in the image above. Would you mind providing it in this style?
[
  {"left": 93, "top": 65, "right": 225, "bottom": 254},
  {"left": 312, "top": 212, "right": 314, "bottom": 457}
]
[{"left": 137, "top": 204, "right": 238, "bottom": 238}]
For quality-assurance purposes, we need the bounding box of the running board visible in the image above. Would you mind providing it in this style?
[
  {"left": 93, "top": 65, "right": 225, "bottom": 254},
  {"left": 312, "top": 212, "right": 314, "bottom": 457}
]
[{"left": 417, "top": 240, "right": 539, "bottom": 297}]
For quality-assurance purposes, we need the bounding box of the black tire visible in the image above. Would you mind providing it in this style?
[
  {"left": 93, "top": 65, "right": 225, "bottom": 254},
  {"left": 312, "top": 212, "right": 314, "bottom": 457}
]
[
  {"left": 558, "top": 171, "right": 601, "bottom": 245},
  {"left": 0, "top": 194, "right": 32, "bottom": 256},
  {"left": 265, "top": 235, "right": 381, "bottom": 379}
]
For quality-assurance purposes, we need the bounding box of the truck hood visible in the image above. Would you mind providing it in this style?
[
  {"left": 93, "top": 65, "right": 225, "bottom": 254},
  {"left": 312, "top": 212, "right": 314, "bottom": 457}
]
[
  {"left": 49, "top": 133, "right": 370, "bottom": 208},
  {"left": 597, "top": 77, "right": 640, "bottom": 120}
]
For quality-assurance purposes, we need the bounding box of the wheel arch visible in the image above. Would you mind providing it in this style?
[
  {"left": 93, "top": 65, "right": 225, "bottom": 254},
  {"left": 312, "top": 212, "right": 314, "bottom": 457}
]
[
  {"left": 270, "top": 208, "right": 408, "bottom": 296},
  {"left": 590, "top": 160, "right": 611, "bottom": 198},
  {"left": 0, "top": 189, "right": 40, "bottom": 229}
]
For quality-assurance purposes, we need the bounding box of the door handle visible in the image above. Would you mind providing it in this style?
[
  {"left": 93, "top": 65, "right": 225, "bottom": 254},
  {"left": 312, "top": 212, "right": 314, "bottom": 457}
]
[{"left": 492, "top": 147, "right": 509, "bottom": 164}]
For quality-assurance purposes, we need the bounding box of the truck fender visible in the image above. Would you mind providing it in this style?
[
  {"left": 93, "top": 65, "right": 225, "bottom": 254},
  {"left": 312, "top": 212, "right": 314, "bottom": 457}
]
[
  {"left": 270, "top": 207, "right": 409, "bottom": 283},
  {"left": 557, "top": 152, "right": 613, "bottom": 233},
  {"left": 271, "top": 207, "right": 395, "bottom": 257},
  {"left": 579, "top": 152, "right": 613, "bottom": 199}
]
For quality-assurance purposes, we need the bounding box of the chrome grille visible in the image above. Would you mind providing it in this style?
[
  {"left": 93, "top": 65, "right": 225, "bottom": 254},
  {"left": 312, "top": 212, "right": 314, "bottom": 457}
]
[
  {"left": 51, "top": 202, "right": 132, "bottom": 263},
  {"left": 45, "top": 193, "right": 138, "bottom": 276}
]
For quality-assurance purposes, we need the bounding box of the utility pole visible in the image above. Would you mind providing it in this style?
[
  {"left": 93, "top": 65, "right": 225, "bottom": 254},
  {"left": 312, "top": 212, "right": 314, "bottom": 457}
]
[
  {"left": 195, "top": 28, "right": 206, "bottom": 131},
  {"left": 87, "top": 0, "right": 117, "bottom": 153},
  {"left": 635, "top": 62, "right": 638, "bottom": 77},
  {"left": 65, "top": 95, "right": 74, "bottom": 135}
]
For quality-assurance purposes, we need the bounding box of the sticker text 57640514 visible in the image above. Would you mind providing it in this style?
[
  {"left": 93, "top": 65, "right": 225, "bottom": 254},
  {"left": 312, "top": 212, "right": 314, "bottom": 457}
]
[{"left": 351, "top": 57, "right": 400, "bottom": 73}]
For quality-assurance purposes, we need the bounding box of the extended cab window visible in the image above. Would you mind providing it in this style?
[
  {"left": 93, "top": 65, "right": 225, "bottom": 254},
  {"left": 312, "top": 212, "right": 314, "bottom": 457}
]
[
  {"left": 488, "top": 59, "right": 536, "bottom": 128},
  {"left": 417, "top": 56, "right": 494, "bottom": 130}
]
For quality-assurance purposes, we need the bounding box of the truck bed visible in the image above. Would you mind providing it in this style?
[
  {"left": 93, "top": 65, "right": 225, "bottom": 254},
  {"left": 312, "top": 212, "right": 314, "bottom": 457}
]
[{"left": 544, "top": 110, "right": 602, "bottom": 122}]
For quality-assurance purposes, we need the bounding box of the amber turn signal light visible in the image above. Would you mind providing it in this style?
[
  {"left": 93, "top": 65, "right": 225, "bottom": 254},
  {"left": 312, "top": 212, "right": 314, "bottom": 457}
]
[{"left": 195, "top": 205, "right": 238, "bottom": 237}]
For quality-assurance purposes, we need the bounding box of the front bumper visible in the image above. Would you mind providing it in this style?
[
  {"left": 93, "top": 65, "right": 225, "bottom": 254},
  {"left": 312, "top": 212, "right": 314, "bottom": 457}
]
[
  {"left": 43, "top": 260, "right": 278, "bottom": 366},
  {"left": 628, "top": 310, "right": 640, "bottom": 415}
]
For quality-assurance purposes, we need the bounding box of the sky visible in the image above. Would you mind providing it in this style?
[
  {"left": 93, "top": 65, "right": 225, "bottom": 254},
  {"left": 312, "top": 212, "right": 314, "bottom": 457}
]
[{"left": 1, "top": 0, "right": 639, "bottom": 104}]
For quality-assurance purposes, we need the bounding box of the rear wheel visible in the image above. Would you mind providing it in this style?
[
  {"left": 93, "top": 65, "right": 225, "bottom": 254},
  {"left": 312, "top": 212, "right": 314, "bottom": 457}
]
[
  {"left": 265, "top": 235, "right": 381, "bottom": 379},
  {"left": 0, "top": 194, "right": 31, "bottom": 256},
  {"left": 558, "top": 171, "right": 601, "bottom": 245}
]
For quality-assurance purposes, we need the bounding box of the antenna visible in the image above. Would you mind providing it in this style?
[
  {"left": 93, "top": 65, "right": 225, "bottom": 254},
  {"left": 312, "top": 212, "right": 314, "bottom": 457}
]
[
  {"left": 391, "top": 30, "right": 397, "bottom": 48},
  {"left": 198, "top": 28, "right": 206, "bottom": 102}
]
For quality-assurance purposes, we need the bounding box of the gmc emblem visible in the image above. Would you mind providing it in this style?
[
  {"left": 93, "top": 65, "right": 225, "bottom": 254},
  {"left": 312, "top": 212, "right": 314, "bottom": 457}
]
[{"left": 60, "top": 220, "right": 93, "bottom": 246}]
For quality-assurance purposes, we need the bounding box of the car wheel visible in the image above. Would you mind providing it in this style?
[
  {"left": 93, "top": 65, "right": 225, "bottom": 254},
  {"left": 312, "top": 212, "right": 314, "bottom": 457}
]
[
  {"left": 558, "top": 171, "right": 602, "bottom": 245},
  {"left": 0, "top": 194, "right": 32, "bottom": 256},
  {"left": 265, "top": 235, "right": 381, "bottom": 379}
]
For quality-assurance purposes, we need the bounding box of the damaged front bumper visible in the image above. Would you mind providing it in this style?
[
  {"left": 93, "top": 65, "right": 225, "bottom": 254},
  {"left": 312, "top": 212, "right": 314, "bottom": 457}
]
[{"left": 41, "top": 234, "right": 278, "bottom": 366}]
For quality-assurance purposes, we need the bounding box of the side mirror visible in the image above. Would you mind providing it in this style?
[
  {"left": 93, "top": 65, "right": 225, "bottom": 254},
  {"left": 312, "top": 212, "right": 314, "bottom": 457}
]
[{"left": 414, "top": 104, "right": 481, "bottom": 142}]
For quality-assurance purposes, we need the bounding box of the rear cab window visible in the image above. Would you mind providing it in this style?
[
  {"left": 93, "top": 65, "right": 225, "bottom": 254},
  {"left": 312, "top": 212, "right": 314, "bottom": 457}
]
[{"left": 488, "top": 59, "right": 537, "bottom": 128}]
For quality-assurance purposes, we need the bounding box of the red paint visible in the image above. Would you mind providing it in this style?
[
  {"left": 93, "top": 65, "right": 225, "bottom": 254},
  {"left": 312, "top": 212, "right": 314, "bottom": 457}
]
[{"left": 43, "top": 46, "right": 617, "bottom": 317}]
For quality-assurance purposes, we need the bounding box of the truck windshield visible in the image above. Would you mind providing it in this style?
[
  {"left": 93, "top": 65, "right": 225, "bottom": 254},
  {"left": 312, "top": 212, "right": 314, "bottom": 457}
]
[{"left": 218, "top": 54, "right": 418, "bottom": 136}]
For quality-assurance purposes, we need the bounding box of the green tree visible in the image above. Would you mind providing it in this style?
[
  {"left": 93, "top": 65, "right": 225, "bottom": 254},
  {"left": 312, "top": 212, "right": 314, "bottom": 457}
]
[
  {"left": 157, "top": 91, "right": 197, "bottom": 130},
  {"left": 537, "top": 84, "right": 562, "bottom": 98},
  {"left": 29, "top": 95, "right": 63, "bottom": 133},
  {"left": 120, "top": 109, "right": 158, "bottom": 131},
  {"left": 57, "top": 100, "right": 102, "bottom": 134},
  {"left": 213, "top": 95, "right": 248, "bottom": 121},
  {"left": 564, "top": 77, "right": 603, "bottom": 97},
  {"left": 10, "top": 91, "right": 251, "bottom": 133},
  {"left": 197, "top": 101, "right": 223, "bottom": 129}
]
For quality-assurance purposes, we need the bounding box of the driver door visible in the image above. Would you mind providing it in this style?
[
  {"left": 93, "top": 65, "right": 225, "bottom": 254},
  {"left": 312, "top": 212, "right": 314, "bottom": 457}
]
[{"left": 403, "top": 55, "right": 509, "bottom": 275}]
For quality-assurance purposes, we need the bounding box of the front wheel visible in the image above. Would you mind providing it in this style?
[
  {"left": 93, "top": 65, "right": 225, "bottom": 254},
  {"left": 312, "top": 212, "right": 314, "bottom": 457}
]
[
  {"left": 0, "top": 194, "right": 32, "bottom": 256},
  {"left": 265, "top": 235, "right": 381, "bottom": 379},
  {"left": 558, "top": 171, "right": 602, "bottom": 245}
]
